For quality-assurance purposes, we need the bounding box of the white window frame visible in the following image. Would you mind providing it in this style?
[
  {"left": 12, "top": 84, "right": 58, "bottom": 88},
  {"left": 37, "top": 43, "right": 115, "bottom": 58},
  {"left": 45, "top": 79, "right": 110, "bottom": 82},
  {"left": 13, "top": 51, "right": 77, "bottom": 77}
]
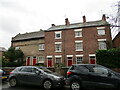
[
  {"left": 55, "top": 31, "right": 62, "bottom": 39},
  {"left": 55, "top": 55, "right": 62, "bottom": 64},
  {"left": 75, "top": 41, "right": 83, "bottom": 51},
  {"left": 37, "top": 56, "right": 44, "bottom": 63},
  {"left": 74, "top": 29, "right": 82, "bottom": 37},
  {"left": 97, "top": 27, "right": 105, "bottom": 35},
  {"left": 15, "top": 47, "right": 20, "bottom": 50},
  {"left": 76, "top": 55, "right": 83, "bottom": 64},
  {"left": 98, "top": 39, "right": 107, "bottom": 50},
  {"left": 55, "top": 42, "right": 62, "bottom": 52},
  {"left": 39, "top": 44, "right": 45, "bottom": 50}
]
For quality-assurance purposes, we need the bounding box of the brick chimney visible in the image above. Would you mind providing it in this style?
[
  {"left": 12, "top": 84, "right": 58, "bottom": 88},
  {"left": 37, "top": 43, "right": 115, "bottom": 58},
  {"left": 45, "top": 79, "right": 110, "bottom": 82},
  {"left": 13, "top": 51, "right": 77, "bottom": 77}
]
[
  {"left": 83, "top": 16, "right": 86, "bottom": 23},
  {"left": 102, "top": 14, "right": 106, "bottom": 21},
  {"left": 51, "top": 24, "right": 55, "bottom": 27},
  {"left": 65, "top": 18, "right": 70, "bottom": 25}
]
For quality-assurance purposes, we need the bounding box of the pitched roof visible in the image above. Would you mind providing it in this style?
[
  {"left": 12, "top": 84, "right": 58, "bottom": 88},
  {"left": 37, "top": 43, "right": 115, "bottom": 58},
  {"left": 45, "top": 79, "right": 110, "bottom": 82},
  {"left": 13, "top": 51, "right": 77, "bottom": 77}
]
[
  {"left": 46, "top": 20, "right": 110, "bottom": 31},
  {"left": 0, "top": 47, "right": 6, "bottom": 51},
  {"left": 12, "top": 30, "right": 44, "bottom": 42}
]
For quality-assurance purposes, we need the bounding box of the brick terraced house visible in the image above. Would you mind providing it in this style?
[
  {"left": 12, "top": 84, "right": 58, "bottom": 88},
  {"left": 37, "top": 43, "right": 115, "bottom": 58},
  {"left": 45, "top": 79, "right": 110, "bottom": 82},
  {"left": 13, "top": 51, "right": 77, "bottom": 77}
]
[
  {"left": 45, "top": 15, "right": 112, "bottom": 67},
  {"left": 11, "top": 30, "right": 45, "bottom": 66}
]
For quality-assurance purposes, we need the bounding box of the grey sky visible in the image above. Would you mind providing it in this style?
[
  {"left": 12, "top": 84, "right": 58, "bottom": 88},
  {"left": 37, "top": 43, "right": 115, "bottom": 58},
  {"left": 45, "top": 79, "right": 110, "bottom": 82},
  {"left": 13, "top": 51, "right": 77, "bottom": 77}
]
[{"left": 0, "top": 0, "right": 119, "bottom": 49}]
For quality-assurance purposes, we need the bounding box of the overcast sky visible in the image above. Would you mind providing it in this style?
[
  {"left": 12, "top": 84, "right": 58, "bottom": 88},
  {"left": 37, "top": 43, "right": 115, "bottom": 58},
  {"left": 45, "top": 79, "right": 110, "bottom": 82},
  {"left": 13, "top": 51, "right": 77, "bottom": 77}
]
[{"left": 0, "top": 0, "right": 119, "bottom": 49}]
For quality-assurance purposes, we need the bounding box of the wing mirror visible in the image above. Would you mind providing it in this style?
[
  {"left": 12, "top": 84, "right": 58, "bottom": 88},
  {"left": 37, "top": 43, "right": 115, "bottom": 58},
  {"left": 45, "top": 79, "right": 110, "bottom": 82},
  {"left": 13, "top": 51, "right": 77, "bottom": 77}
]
[{"left": 35, "top": 71, "right": 41, "bottom": 75}]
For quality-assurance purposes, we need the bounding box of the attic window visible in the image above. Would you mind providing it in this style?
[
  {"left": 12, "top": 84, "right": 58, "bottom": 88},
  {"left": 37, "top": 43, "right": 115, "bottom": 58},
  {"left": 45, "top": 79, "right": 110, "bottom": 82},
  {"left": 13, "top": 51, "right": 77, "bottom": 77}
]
[
  {"left": 97, "top": 27, "right": 105, "bottom": 35},
  {"left": 55, "top": 31, "right": 61, "bottom": 39},
  {"left": 39, "top": 44, "right": 45, "bottom": 50}
]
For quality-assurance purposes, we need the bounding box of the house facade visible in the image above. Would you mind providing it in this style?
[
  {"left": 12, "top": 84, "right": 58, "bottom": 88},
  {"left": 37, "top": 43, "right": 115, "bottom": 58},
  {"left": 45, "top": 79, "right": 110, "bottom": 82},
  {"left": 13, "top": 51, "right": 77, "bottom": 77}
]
[
  {"left": 0, "top": 47, "right": 6, "bottom": 58},
  {"left": 11, "top": 30, "right": 45, "bottom": 66},
  {"left": 113, "top": 32, "right": 120, "bottom": 48},
  {"left": 45, "top": 15, "right": 112, "bottom": 67}
]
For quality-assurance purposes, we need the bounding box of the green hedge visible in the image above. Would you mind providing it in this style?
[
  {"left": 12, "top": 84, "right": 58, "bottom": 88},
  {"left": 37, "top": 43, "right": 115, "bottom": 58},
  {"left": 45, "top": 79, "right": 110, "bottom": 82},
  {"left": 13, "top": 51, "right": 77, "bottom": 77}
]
[
  {"left": 96, "top": 48, "right": 120, "bottom": 68},
  {"left": 3, "top": 62, "right": 23, "bottom": 67}
]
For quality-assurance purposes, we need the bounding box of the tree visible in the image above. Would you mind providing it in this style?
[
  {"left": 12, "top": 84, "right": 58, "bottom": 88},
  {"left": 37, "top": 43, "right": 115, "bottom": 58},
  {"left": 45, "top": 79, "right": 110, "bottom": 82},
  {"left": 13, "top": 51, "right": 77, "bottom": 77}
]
[
  {"left": 96, "top": 48, "right": 120, "bottom": 68},
  {"left": 4, "top": 47, "right": 24, "bottom": 63}
]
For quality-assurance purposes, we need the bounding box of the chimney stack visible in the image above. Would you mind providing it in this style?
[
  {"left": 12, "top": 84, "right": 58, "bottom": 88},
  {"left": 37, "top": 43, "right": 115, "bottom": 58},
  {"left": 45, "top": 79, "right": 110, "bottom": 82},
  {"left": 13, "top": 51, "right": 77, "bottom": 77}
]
[
  {"left": 65, "top": 18, "right": 70, "bottom": 25},
  {"left": 83, "top": 16, "right": 86, "bottom": 23},
  {"left": 102, "top": 14, "right": 106, "bottom": 21},
  {"left": 51, "top": 24, "right": 55, "bottom": 27}
]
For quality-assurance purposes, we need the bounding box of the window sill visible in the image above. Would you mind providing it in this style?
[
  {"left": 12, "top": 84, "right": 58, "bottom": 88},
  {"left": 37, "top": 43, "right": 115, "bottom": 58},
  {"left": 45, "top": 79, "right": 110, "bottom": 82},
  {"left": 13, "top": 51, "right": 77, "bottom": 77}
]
[
  {"left": 76, "top": 50, "right": 83, "bottom": 51},
  {"left": 39, "top": 49, "right": 44, "bottom": 51},
  {"left": 55, "top": 51, "right": 62, "bottom": 53}
]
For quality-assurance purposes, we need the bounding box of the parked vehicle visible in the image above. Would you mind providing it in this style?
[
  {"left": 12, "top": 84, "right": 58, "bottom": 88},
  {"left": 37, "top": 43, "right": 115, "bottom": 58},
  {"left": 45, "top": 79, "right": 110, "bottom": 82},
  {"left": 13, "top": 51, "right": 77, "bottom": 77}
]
[
  {"left": 8, "top": 66, "right": 65, "bottom": 90},
  {"left": 66, "top": 64, "right": 120, "bottom": 90},
  {"left": 0, "top": 69, "right": 8, "bottom": 82}
]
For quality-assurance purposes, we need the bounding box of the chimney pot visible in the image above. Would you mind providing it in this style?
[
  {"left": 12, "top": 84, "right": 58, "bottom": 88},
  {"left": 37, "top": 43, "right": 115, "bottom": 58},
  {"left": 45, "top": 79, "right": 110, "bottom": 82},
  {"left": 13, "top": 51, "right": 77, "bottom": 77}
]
[
  {"left": 102, "top": 14, "right": 106, "bottom": 21},
  {"left": 83, "top": 16, "right": 86, "bottom": 23},
  {"left": 65, "top": 18, "right": 70, "bottom": 25},
  {"left": 51, "top": 24, "right": 55, "bottom": 27}
]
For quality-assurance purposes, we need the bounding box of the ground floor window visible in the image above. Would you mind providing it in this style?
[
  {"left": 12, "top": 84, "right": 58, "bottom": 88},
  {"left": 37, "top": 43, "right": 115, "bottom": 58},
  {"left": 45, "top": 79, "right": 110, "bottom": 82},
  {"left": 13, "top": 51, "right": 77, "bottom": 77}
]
[
  {"left": 37, "top": 56, "right": 44, "bottom": 64},
  {"left": 76, "top": 57, "right": 83, "bottom": 64},
  {"left": 55, "top": 57, "right": 61, "bottom": 64}
]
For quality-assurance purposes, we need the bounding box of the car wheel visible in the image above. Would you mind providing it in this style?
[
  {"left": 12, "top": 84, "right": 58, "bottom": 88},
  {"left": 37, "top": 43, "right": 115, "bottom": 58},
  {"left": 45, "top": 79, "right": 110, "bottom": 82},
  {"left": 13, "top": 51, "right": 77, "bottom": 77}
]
[
  {"left": 9, "top": 78, "right": 18, "bottom": 87},
  {"left": 43, "top": 80, "right": 52, "bottom": 90},
  {"left": 70, "top": 81, "right": 81, "bottom": 90}
]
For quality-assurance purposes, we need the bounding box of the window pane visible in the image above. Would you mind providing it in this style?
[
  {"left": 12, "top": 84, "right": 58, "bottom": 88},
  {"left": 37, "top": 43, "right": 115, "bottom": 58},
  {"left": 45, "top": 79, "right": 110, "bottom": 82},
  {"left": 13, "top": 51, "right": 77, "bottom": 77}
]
[
  {"left": 98, "top": 29, "right": 105, "bottom": 35},
  {"left": 75, "top": 31, "right": 82, "bottom": 37},
  {"left": 76, "top": 42, "right": 83, "bottom": 51},
  {"left": 55, "top": 44, "right": 61, "bottom": 52},
  {"left": 55, "top": 58, "right": 61, "bottom": 64},
  {"left": 55, "top": 32, "right": 61, "bottom": 39},
  {"left": 76, "top": 57, "right": 83, "bottom": 64},
  {"left": 39, "top": 44, "right": 44, "bottom": 50},
  {"left": 99, "top": 41, "right": 107, "bottom": 50}
]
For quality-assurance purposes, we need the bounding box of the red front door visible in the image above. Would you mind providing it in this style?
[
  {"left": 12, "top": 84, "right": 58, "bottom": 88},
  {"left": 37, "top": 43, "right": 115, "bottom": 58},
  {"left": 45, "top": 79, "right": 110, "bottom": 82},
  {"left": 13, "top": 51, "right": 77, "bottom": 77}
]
[
  {"left": 48, "top": 58, "right": 52, "bottom": 67},
  {"left": 67, "top": 57, "right": 73, "bottom": 66},
  {"left": 90, "top": 56, "right": 96, "bottom": 64},
  {"left": 27, "top": 57, "right": 30, "bottom": 66},
  {"left": 33, "top": 57, "right": 36, "bottom": 66},
  {"left": 68, "top": 60, "right": 72, "bottom": 66}
]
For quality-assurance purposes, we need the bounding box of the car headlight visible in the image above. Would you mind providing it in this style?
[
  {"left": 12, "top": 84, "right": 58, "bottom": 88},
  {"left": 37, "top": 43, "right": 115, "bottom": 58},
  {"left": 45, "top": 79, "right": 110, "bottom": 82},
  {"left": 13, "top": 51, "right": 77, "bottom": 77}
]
[{"left": 54, "top": 76, "right": 61, "bottom": 80}]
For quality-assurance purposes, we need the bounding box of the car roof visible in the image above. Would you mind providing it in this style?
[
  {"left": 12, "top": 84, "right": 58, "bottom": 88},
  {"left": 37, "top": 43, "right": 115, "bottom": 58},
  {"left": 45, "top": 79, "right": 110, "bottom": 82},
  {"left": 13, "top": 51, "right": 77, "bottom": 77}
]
[
  {"left": 17, "top": 66, "right": 46, "bottom": 69},
  {"left": 72, "top": 64, "right": 98, "bottom": 66}
]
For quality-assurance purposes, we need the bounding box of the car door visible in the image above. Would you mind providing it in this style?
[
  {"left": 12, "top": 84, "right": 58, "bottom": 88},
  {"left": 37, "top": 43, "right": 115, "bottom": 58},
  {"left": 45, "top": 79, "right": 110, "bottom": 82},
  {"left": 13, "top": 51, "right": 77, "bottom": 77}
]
[
  {"left": 17, "top": 67, "right": 32, "bottom": 84},
  {"left": 88, "top": 66, "right": 116, "bottom": 89},
  {"left": 26, "top": 67, "right": 44, "bottom": 85}
]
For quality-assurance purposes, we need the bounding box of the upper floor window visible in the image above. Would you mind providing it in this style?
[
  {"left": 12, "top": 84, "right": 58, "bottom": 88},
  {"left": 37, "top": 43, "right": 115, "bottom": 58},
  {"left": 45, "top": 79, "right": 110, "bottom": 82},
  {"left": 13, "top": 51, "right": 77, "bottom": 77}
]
[
  {"left": 75, "top": 41, "right": 83, "bottom": 51},
  {"left": 55, "top": 42, "right": 62, "bottom": 52},
  {"left": 98, "top": 39, "right": 107, "bottom": 50},
  {"left": 55, "top": 31, "right": 61, "bottom": 39},
  {"left": 39, "top": 44, "right": 45, "bottom": 50},
  {"left": 15, "top": 47, "right": 20, "bottom": 50},
  {"left": 97, "top": 27, "right": 105, "bottom": 35},
  {"left": 74, "top": 29, "right": 82, "bottom": 37}
]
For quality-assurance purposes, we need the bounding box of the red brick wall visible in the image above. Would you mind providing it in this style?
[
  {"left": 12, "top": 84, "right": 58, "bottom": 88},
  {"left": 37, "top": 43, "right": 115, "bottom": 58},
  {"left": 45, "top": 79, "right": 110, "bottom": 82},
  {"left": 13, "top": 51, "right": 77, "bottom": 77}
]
[
  {"left": 113, "top": 32, "right": 120, "bottom": 48},
  {"left": 45, "top": 25, "right": 112, "bottom": 67}
]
